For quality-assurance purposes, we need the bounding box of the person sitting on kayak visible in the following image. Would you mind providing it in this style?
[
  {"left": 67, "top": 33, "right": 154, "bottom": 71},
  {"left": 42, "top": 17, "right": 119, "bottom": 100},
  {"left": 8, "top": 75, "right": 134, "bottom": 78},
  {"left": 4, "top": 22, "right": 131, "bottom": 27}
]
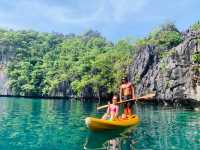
[
  {"left": 102, "top": 96, "right": 119, "bottom": 120},
  {"left": 121, "top": 102, "right": 132, "bottom": 119}
]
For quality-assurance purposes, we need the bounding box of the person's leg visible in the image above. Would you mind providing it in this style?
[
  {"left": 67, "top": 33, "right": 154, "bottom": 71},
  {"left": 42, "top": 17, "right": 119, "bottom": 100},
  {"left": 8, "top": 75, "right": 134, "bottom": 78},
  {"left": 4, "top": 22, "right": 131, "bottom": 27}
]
[
  {"left": 127, "top": 96, "right": 134, "bottom": 114},
  {"left": 102, "top": 113, "right": 109, "bottom": 119}
]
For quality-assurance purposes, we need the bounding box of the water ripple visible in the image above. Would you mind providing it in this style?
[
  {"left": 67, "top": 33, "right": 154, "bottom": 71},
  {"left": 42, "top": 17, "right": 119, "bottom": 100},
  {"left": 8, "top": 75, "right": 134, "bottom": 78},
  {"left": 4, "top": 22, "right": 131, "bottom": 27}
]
[{"left": 0, "top": 98, "right": 199, "bottom": 150}]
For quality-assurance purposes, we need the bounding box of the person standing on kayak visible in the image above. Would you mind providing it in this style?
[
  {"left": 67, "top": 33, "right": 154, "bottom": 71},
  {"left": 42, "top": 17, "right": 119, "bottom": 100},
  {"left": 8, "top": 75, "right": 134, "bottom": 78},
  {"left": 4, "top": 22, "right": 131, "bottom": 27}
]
[
  {"left": 120, "top": 77, "right": 136, "bottom": 111},
  {"left": 102, "top": 96, "right": 119, "bottom": 120},
  {"left": 121, "top": 102, "right": 133, "bottom": 118}
]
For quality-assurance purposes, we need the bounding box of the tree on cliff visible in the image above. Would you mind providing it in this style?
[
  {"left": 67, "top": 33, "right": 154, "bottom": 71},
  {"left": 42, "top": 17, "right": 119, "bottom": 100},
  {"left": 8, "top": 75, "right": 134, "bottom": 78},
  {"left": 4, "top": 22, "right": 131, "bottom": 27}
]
[{"left": 3, "top": 30, "right": 134, "bottom": 97}]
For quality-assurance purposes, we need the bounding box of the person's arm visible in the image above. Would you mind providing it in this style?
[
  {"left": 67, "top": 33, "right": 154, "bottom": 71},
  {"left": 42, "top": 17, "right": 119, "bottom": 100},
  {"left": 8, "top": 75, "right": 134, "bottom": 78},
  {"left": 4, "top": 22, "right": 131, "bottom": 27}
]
[
  {"left": 106, "top": 102, "right": 110, "bottom": 114},
  {"left": 115, "top": 105, "right": 119, "bottom": 117},
  {"left": 102, "top": 103, "right": 110, "bottom": 119},
  {"left": 120, "top": 86, "right": 123, "bottom": 102},
  {"left": 131, "top": 84, "right": 136, "bottom": 100}
]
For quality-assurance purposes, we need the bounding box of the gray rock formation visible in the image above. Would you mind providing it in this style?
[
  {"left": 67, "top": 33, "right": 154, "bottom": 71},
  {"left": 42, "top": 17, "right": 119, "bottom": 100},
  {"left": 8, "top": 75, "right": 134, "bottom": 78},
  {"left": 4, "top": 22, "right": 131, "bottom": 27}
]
[
  {"left": 0, "top": 66, "right": 10, "bottom": 95},
  {"left": 0, "top": 29, "right": 199, "bottom": 107},
  {"left": 0, "top": 44, "right": 14, "bottom": 95},
  {"left": 130, "top": 30, "right": 200, "bottom": 108}
]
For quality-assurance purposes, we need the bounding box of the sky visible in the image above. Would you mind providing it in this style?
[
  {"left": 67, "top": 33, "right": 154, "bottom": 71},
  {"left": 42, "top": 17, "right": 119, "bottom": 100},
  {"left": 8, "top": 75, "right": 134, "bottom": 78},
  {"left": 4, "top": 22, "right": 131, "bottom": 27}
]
[{"left": 0, "top": 0, "right": 199, "bottom": 41}]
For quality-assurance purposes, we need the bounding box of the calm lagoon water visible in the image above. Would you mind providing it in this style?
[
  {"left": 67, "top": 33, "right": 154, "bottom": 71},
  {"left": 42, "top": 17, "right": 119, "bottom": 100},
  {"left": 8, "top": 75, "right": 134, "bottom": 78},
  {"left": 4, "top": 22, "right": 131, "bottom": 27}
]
[{"left": 0, "top": 97, "right": 199, "bottom": 150}]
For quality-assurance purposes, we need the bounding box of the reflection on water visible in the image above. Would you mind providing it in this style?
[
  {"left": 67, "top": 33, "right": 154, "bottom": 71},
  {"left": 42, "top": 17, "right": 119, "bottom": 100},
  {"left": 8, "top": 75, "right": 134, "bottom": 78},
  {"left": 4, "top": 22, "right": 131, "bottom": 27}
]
[
  {"left": 85, "top": 104, "right": 200, "bottom": 150},
  {"left": 84, "top": 127, "right": 138, "bottom": 150},
  {"left": 0, "top": 97, "right": 199, "bottom": 150}
]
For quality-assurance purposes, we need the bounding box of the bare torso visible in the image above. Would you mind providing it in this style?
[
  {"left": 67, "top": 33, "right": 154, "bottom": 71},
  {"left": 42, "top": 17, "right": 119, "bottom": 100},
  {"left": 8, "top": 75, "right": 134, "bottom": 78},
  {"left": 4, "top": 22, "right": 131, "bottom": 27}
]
[{"left": 121, "top": 82, "right": 133, "bottom": 96}]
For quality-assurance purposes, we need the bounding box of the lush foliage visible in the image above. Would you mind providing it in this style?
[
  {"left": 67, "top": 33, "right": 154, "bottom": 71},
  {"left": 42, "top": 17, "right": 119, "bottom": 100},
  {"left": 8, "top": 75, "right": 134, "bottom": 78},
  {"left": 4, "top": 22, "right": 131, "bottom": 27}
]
[
  {"left": 136, "top": 22, "right": 183, "bottom": 49},
  {"left": 1, "top": 29, "right": 134, "bottom": 97},
  {"left": 191, "top": 21, "right": 200, "bottom": 31},
  {"left": 1, "top": 22, "right": 185, "bottom": 97},
  {"left": 192, "top": 52, "right": 200, "bottom": 64}
]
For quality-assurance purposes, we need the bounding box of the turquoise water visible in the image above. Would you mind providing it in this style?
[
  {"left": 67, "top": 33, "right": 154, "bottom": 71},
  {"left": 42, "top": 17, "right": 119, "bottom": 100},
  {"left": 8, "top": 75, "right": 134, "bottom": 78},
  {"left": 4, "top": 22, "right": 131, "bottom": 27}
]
[{"left": 0, "top": 97, "right": 199, "bottom": 150}]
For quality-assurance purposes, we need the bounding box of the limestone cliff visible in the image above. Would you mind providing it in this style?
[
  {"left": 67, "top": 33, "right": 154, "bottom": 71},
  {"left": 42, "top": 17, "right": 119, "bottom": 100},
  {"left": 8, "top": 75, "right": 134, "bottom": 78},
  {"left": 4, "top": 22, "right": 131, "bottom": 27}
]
[
  {"left": 130, "top": 30, "right": 200, "bottom": 108},
  {"left": 0, "top": 46, "right": 14, "bottom": 95},
  {"left": 0, "top": 28, "right": 199, "bottom": 108}
]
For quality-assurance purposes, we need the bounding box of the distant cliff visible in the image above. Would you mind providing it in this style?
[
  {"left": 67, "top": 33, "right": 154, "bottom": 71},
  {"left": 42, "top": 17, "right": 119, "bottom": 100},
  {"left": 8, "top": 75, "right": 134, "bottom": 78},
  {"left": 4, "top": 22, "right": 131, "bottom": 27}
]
[{"left": 130, "top": 30, "right": 200, "bottom": 108}]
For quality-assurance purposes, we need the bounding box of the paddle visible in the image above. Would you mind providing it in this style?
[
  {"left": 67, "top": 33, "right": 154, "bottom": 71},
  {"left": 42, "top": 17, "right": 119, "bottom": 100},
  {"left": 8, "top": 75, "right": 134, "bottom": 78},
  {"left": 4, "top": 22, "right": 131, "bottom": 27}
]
[{"left": 97, "top": 93, "right": 156, "bottom": 110}]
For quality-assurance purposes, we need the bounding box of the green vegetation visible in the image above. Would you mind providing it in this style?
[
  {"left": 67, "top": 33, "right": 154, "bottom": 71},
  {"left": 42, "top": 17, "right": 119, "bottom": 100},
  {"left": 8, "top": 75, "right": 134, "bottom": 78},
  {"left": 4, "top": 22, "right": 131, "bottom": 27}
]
[
  {"left": 0, "top": 22, "right": 186, "bottom": 98},
  {"left": 192, "top": 52, "right": 200, "bottom": 64},
  {"left": 159, "top": 60, "right": 167, "bottom": 74},
  {"left": 136, "top": 22, "right": 183, "bottom": 49},
  {"left": 192, "top": 52, "right": 200, "bottom": 75},
  {"left": 191, "top": 21, "right": 200, "bottom": 31},
  {"left": 1, "top": 29, "right": 134, "bottom": 97},
  {"left": 192, "top": 66, "right": 200, "bottom": 75},
  {"left": 133, "top": 73, "right": 141, "bottom": 85},
  {"left": 165, "top": 80, "right": 172, "bottom": 89},
  {"left": 159, "top": 49, "right": 176, "bottom": 59}
]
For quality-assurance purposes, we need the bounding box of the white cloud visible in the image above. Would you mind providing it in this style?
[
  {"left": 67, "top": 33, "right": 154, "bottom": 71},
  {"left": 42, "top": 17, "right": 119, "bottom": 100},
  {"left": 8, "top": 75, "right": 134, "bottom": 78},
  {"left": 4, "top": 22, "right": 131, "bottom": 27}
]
[
  {"left": 0, "top": 0, "right": 198, "bottom": 40},
  {"left": 108, "top": 0, "right": 149, "bottom": 22},
  {"left": 0, "top": 0, "right": 149, "bottom": 28}
]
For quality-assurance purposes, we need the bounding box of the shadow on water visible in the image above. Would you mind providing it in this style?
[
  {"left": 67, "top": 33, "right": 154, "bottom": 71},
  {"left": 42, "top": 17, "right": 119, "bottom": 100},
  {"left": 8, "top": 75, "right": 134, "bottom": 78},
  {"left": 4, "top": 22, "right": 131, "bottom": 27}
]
[{"left": 84, "top": 126, "right": 138, "bottom": 150}]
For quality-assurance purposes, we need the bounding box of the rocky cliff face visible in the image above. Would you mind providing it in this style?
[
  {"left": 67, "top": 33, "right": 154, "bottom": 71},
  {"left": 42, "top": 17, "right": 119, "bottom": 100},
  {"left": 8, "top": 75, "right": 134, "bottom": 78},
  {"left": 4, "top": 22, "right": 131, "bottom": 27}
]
[
  {"left": 0, "top": 29, "right": 200, "bottom": 108},
  {"left": 0, "top": 45, "right": 14, "bottom": 95},
  {"left": 0, "top": 66, "right": 9, "bottom": 95},
  {"left": 130, "top": 30, "right": 200, "bottom": 108}
]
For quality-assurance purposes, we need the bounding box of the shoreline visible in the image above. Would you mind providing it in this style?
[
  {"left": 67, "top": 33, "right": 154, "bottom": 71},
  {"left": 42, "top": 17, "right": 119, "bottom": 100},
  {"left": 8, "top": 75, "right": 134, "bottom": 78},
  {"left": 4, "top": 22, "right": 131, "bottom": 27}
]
[
  {"left": 0, "top": 95, "right": 100, "bottom": 100},
  {"left": 1, "top": 95, "right": 199, "bottom": 109}
]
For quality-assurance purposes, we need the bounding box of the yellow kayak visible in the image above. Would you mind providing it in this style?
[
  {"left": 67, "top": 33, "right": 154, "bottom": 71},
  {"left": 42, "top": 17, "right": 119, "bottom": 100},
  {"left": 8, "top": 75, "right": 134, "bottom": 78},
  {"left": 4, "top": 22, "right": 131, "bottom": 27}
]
[{"left": 85, "top": 115, "right": 140, "bottom": 131}]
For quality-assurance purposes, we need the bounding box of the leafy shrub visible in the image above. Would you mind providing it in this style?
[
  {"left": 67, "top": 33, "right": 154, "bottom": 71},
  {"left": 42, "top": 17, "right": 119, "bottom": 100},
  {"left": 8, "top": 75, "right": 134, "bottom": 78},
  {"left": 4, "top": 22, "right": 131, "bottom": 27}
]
[
  {"left": 191, "top": 21, "right": 200, "bottom": 31},
  {"left": 159, "top": 49, "right": 176, "bottom": 59},
  {"left": 3, "top": 29, "right": 135, "bottom": 97},
  {"left": 135, "top": 22, "right": 183, "bottom": 49},
  {"left": 192, "top": 52, "right": 200, "bottom": 63}
]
